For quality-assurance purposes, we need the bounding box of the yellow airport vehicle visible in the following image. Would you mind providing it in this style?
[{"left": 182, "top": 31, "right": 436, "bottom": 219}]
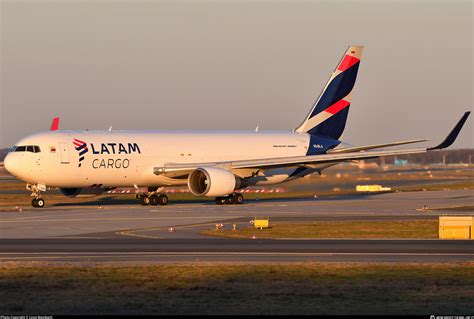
[
  {"left": 356, "top": 185, "right": 391, "bottom": 192},
  {"left": 439, "top": 216, "right": 472, "bottom": 240},
  {"left": 254, "top": 217, "right": 269, "bottom": 229}
]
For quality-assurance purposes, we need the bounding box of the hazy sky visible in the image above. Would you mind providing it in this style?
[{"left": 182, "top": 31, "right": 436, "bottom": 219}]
[{"left": 1, "top": 0, "right": 472, "bottom": 149}]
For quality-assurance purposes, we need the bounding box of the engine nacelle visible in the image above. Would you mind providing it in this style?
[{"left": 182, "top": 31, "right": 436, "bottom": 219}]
[
  {"left": 59, "top": 187, "right": 108, "bottom": 198},
  {"left": 188, "top": 167, "right": 245, "bottom": 197}
]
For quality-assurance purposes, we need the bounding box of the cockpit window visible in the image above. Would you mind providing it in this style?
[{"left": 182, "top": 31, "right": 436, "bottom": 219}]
[{"left": 13, "top": 145, "right": 41, "bottom": 153}]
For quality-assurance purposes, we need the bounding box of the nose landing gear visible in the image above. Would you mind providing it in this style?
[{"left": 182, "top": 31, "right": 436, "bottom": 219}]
[{"left": 27, "top": 183, "right": 46, "bottom": 208}]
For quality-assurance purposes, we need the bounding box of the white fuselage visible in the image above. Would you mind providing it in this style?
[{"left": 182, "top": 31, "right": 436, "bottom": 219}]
[{"left": 5, "top": 130, "right": 318, "bottom": 188}]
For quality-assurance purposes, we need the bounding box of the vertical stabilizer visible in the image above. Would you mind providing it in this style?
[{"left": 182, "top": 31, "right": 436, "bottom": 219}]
[{"left": 296, "top": 45, "right": 363, "bottom": 139}]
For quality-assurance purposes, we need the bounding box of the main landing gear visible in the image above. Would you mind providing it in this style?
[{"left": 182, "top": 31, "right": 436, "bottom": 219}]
[
  {"left": 138, "top": 193, "right": 168, "bottom": 206},
  {"left": 215, "top": 192, "right": 244, "bottom": 205},
  {"left": 27, "top": 183, "right": 46, "bottom": 208}
]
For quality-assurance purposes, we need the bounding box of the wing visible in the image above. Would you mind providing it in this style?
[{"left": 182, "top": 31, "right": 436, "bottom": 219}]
[
  {"left": 154, "top": 112, "right": 470, "bottom": 177},
  {"left": 328, "top": 139, "right": 428, "bottom": 153},
  {"left": 155, "top": 147, "right": 426, "bottom": 176}
]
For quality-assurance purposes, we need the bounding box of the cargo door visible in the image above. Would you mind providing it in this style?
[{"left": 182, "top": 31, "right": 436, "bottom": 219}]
[{"left": 59, "top": 142, "right": 70, "bottom": 164}]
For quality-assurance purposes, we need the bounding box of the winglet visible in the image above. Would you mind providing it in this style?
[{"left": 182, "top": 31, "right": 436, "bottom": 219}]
[
  {"left": 428, "top": 112, "right": 470, "bottom": 150},
  {"left": 50, "top": 117, "right": 60, "bottom": 131}
]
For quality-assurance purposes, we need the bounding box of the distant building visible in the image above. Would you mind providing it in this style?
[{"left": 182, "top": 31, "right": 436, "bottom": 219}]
[{"left": 394, "top": 159, "right": 408, "bottom": 166}]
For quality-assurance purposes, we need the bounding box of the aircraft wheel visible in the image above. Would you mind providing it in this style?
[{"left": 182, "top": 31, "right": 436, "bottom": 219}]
[
  {"left": 37, "top": 198, "right": 45, "bottom": 208},
  {"left": 158, "top": 194, "right": 168, "bottom": 206},
  {"left": 149, "top": 195, "right": 159, "bottom": 206},
  {"left": 215, "top": 197, "right": 226, "bottom": 205},
  {"left": 140, "top": 195, "right": 150, "bottom": 206},
  {"left": 32, "top": 198, "right": 45, "bottom": 208},
  {"left": 225, "top": 195, "right": 234, "bottom": 205},
  {"left": 233, "top": 193, "right": 244, "bottom": 204}
]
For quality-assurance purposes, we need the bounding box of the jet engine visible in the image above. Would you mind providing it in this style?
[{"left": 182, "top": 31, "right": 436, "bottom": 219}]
[
  {"left": 187, "top": 167, "right": 246, "bottom": 197},
  {"left": 59, "top": 187, "right": 109, "bottom": 198}
]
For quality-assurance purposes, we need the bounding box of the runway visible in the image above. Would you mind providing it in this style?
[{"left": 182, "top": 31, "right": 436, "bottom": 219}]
[
  {"left": 1, "top": 237, "right": 473, "bottom": 263},
  {"left": 0, "top": 189, "right": 473, "bottom": 263}
]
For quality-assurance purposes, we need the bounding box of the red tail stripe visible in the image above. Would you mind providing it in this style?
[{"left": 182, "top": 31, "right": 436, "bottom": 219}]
[
  {"left": 325, "top": 99, "right": 350, "bottom": 115},
  {"left": 337, "top": 55, "right": 360, "bottom": 72}
]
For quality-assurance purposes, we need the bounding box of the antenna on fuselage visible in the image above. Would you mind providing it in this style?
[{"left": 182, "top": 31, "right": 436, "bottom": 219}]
[{"left": 108, "top": 126, "right": 112, "bottom": 132}]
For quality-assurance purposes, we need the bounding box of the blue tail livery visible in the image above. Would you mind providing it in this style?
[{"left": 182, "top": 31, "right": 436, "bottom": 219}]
[{"left": 296, "top": 45, "right": 363, "bottom": 140}]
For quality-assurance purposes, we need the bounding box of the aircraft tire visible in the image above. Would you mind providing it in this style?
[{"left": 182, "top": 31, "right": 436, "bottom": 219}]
[
  {"left": 32, "top": 198, "right": 45, "bottom": 208},
  {"left": 149, "top": 195, "right": 159, "bottom": 206},
  {"left": 224, "top": 195, "right": 234, "bottom": 205},
  {"left": 140, "top": 195, "right": 150, "bottom": 206},
  {"left": 215, "top": 197, "right": 226, "bottom": 205},
  {"left": 37, "top": 198, "right": 45, "bottom": 208},
  {"left": 233, "top": 193, "right": 244, "bottom": 204},
  {"left": 158, "top": 194, "right": 168, "bottom": 205}
]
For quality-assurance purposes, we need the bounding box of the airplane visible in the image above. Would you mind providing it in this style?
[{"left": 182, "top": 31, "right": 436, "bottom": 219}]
[{"left": 3, "top": 45, "right": 470, "bottom": 208}]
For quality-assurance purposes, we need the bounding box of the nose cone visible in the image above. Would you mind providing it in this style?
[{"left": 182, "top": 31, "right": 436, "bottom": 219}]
[{"left": 4, "top": 152, "right": 20, "bottom": 177}]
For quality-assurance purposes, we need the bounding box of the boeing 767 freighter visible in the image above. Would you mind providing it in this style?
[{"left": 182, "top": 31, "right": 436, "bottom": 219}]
[{"left": 3, "top": 46, "right": 470, "bottom": 207}]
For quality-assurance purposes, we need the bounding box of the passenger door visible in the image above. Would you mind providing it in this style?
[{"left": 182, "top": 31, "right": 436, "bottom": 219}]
[{"left": 59, "top": 142, "right": 70, "bottom": 164}]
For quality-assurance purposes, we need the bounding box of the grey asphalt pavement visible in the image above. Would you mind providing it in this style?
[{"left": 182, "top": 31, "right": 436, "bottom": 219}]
[{"left": 0, "top": 189, "right": 472, "bottom": 263}]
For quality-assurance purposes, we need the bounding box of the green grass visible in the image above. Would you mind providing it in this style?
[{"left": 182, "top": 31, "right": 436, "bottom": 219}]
[
  {"left": 202, "top": 220, "right": 439, "bottom": 239},
  {"left": 1, "top": 263, "right": 473, "bottom": 315}
]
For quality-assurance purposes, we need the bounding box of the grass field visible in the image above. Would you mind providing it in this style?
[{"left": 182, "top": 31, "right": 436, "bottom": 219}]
[
  {"left": 202, "top": 220, "right": 439, "bottom": 239},
  {"left": 1, "top": 263, "right": 473, "bottom": 315}
]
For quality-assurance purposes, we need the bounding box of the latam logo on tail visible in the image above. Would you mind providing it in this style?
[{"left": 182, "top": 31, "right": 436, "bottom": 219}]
[{"left": 73, "top": 139, "right": 88, "bottom": 167}]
